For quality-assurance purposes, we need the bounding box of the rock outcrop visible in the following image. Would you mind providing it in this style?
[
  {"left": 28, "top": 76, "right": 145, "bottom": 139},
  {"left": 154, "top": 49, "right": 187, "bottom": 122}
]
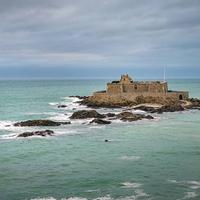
[
  {"left": 135, "top": 104, "right": 185, "bottom": 113},
  {"left": 116, "top": 112, "right": 154, "bottom": 122},
  {"left": 134, "top": 105, "right": 158, "bottom": 113},
  {"left": 105, "top": 113, "right": 116, "bottom": 117},
  {"left": 185, "top": 98, "right": 200, "bottom": 109},
  {"left": 58, "top": 105, "right": 67, "bottom": 108},
  {"left": 90, "top": 118, "right": 111, "bottom": 124},
  {"left": 156, "top": 104, "right": 184, "bottom": 113},
  {"left": 70, "top": 110, "right": 105, "bottom": 119},
  {"left": 69, "top": 95, "right": 88, "bottom": 99},
  {"left": 14, "top": 120, "right": 71, "bottom": 127},
  {"left": 80, "top": 95, "right": 179, "bottom": 109},
  {"left": 17, "top": 130, "right": 54, "bottom": 137}
]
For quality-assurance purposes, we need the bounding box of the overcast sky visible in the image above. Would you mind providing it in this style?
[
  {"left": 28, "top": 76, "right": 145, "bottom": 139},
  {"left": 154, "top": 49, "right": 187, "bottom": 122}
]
[{"left": 0, "top": 0, "right": 200, "bottom": 79}]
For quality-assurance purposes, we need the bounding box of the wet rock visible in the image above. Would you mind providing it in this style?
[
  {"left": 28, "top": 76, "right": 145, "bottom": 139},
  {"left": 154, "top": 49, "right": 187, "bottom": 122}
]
[
  {"left": 105, "top": 113, "right": 116, "bottom": 117},
  {"left": 135, "top": 104, "right": 184, "bottom": 114},
  {"left": 58, "top": 105, "right": 67, "bottom": 108},
  {"left": 134, "top": 106, "right": 157, "bottom": 113},
  {"left": 116, "top": 112, "right": 135, "bottom": 118},
  {"left": 116, "top": 112, "right": 153, "bottom": 122},
  {"left": 186, "top": 98, "right": 200, "bottom": 109},
  {"left": 17, "top": 130, "right": 54, "bottom": 137},
  {"left": 69, "top": 95, "right": 88, "bottom": 99},
  {"left": 120, "top": 115, "right": 144, "bottom": 122},
  {"left": 157, "top": 104, "right": 184, "bottom": 113},
  {"left": 90, "top": 118, "right": 111, "bottom": 124},
  {"left": 144, "top": 115, "right": 154, "bottom": 119},
  {"left": 14, "top": 120, "right": 71, "bottom": 127},
  {"left": 70, "top": 110, "right": 105, "bottom": 119},
  {"left": 80, "top": 98, "right": 122, "bottom": 108}
]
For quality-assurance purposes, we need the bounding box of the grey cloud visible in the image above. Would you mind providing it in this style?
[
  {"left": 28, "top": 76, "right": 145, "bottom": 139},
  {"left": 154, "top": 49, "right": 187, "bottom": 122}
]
[{"left": 0, "top": 0, "right": 200, "bottom": 69}]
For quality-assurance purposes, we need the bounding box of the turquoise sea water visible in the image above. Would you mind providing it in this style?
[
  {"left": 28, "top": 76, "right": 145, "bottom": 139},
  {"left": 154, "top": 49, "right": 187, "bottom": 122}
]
[{"left": 0, "top": 79, "right": 200, "bottom": 200}]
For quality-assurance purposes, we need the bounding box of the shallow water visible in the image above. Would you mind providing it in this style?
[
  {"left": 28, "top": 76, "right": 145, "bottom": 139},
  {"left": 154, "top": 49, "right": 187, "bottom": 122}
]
[{"left": 0, "top": 79, "right": 200, "bottom": 200}]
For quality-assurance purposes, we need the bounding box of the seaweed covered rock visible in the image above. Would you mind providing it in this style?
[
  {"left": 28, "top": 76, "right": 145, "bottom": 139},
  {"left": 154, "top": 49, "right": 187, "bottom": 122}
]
[
  {"left": 69, "top": 95, "right": 88, "bottom": 99},
  {"left": 70, "top": 110, "right": 105, "bottom": 119},
  {"left": 17, "top": 130, "right": 54, "bottom": 137},
  {"left": 14, "top": 120, "right": 71, "bottom": 127},
  {"left": 135, "top": 104, "right": 184, "bottom": 114},
  {"left": 185, "top": 98, "right": 200, "bottom": 109},
  {"left": 58, "top": 105, "right": 67, "bottom": 108},
  {"left": 157, "top": 104, "right": 184, "bottom": 113},
  {"left": 105, "top": 113, "right": 116, "bottom": 117},
  {"left": 90, "top": 118, "right": 111, "bottom": 124},
  {"left": 134, "top": 106, "right": 158, "bottom": 113},
  {"left": 116, "top": 112, "right": 154, "bottom": 122}
]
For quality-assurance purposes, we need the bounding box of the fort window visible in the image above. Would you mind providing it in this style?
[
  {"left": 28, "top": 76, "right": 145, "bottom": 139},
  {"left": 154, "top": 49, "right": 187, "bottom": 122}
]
[
  {"left": 179, "top": 94, "right": 183, "bottom": 100},
  {"left": 134, "top": 85, "right": 137, "bottom": 90}
]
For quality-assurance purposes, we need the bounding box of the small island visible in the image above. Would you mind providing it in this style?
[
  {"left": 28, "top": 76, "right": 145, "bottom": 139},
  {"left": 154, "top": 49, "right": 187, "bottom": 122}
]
[{"left": 80, "top": 74, "right": 199, "bottom": 111}]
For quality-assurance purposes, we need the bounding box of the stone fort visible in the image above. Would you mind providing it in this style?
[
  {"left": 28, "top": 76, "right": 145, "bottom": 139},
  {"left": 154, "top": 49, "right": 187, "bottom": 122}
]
[{"left": 92, "top": 74, "right": 189, "bottom": 103}]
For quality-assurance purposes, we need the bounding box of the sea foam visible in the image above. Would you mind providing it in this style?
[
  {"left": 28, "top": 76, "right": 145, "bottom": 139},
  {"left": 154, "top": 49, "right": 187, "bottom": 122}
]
[
  {"left": 179, "top": 191, "right": 198, "bottom": 200},
  {"left": 121, "top": 182, "right": 142, "bottom": 189},
  {"left": 119, "top": 156, "right": 141, "bottom": 161}
]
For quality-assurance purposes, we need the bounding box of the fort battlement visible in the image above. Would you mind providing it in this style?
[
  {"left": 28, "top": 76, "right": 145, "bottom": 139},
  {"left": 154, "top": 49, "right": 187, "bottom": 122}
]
[{"left": 92, "top": 74, "right": 189, "bottom": 103}]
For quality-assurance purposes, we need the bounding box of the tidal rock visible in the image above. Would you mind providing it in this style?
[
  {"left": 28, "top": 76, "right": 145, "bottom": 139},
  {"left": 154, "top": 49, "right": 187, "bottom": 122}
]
[
  {"left": 90, "top": 118, "right": 111, "bottom": 124},
  {"left": 58, "top": 105, "right": 67, "bottom": 108},
  {"left": 116, "top": 112, "right": 154, "bottom": 122},
  {"left": 80, "top": 98, "right": 122, "bottom": 108},
  {"left": 14, "top": 120, "right": 71, "bottom": 127},
  {"left": 134, "top": 106, "right": 157, "bottom": 113},
  {"left": 116, "top": 112, "right": 136, "bottom": 118},
  {"left": 135, "top": 104, "right": 184, "bottom": 114},
  {"left": 186, "top": 98, "right": 200, "bottom": 109},
  {"left": 70, "top": 110, "right": 105, "bottom": 119},
  {"left": 17, "top": 130, "right": 54, "bottom": 137},
  {"left": 157, "top": 104, "right": 184, "bottom": 113},
  {"left": 69, "top": 95, "right": 88, "bottom": 99},
  {"left": 120, "top": 115, "right": 144, "bottom": 122},
  {"left": 105, "top": 113, "right": 116, "bottom": 117},
  {"left": 144, "top": 115, "right": 154, "bottom": 119}
]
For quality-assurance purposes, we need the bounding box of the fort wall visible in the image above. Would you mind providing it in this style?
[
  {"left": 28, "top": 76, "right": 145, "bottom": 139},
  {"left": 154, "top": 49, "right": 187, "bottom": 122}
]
[
  {"left": 107, "top": 82, "right": 168, "bottom": 94},
  {"left": 91, "top": 74, "right": 189, "bottom": 104}
]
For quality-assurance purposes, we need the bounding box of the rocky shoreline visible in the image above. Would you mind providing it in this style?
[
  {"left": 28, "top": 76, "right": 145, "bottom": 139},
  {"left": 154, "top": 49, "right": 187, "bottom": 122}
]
[
  {"left": 77, "top": 95, "right": 200, "bottom": 112},
  {"left": 14, "top": 96, "right": 200, "bottom": 138}
]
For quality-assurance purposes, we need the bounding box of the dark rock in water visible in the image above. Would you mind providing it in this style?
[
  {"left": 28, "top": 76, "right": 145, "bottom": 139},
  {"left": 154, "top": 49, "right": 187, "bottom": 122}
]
[
  {"left": 144, "top": 115, "right": 154, "bottom": 119},
  {"left": 105, "top": 113, "right": 116, "bottom": 117},
  {"left": 14, "top": 120, "right": 71, "bottom": 127},
  {"left": 117, "top": 112, "right": 144, "bottom": 121},
  {"left": 58, "top": 105, "right": 67, "bottom": 108},
  {"left": 120, "top": 115, "right": 144, "bottom": 122},
  {"left": 80, "top": 98, "right": 122, "bottom": 108},
  {"left": 17, "top": 130, "right": 54, "bottom": 137},
  {"left": 116, "top": 112, "right": 135, "bottom": 118},
  {"left": 69, "top": 95, "right": 88, "bottom": 100},
  {"left": 134, "top": 106, "right": 157, "bottom": 113},
  {"left": 90, "top": 118, "right": 111, "bottom": 124},
  {"left": 185, "top": 98, "right": 200, "bottom": 109},
  {"left": 116, "top": 112, "right": 154, "bottom": 122},
  {"left": 135, "top": 104, "right": 184, "bottom": 114},
  {"left": 157, "top": 104, "right": 184, "bottom": 113},
  {"left": 70, "top": 110, "right": 105, "bottom": 119}
]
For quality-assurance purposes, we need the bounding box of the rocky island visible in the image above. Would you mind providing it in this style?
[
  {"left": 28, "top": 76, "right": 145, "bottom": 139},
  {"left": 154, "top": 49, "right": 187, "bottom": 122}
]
[{"left": 78, "top": 74, "right": 200, "bottom": 111}]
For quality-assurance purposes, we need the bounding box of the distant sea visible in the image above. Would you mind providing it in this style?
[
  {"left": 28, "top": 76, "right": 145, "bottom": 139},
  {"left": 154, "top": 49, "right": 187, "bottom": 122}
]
[{"left": 0, "top": 79, "right": 200, "bottom": 200}]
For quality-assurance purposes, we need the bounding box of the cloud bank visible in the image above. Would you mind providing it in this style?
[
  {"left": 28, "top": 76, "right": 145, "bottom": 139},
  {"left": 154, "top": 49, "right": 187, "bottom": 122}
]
[{"left": 0, "top": 0, "right": 200, "bottom": 78}]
